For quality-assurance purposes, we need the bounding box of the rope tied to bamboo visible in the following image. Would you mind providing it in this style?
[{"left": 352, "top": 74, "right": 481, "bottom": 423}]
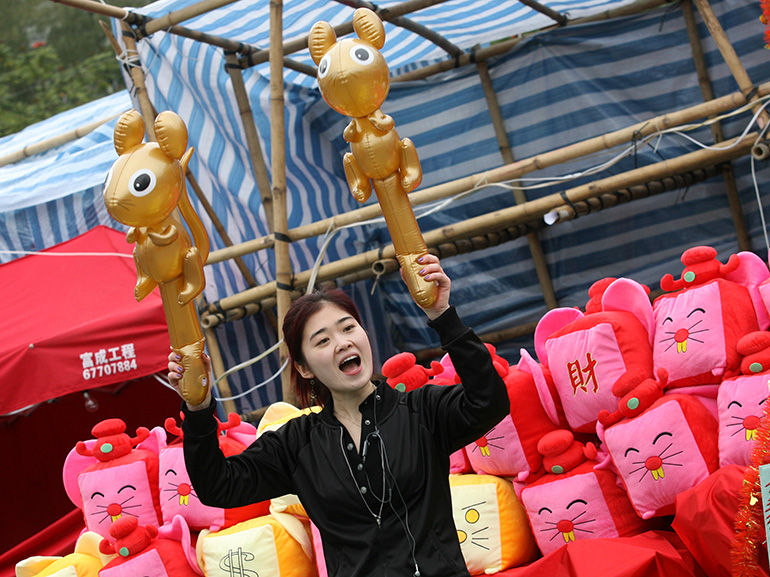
[{"left": 115, "top": 48, "right": 142, "bottom": 69}]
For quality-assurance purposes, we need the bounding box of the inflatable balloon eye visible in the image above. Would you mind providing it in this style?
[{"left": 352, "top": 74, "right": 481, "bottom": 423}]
[
  {"left": 308, "top": 8, "right": 437, "bottom": 309},
  {"left": 103, "top": 110, "right": 210, "bottom": 405}
]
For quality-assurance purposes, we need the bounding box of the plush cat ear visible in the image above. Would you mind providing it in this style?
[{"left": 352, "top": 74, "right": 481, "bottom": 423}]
[
  {"left": 157, "top": 515, "right": 200, "bottom": 573},
  {"left": 226, "top": 421, "right": 258, "bottom": 447},
  {"left": 602, "top": 278, "right": 653, "bottom": 344},
  {"left": 725, "top": 251, "right": 770, "bottom": 330},
  {"left": 517, "top": 349, "right": 560, "bottom": 426},
  {"left": 308, "top": 21, "right": 336, "bottom": 64},
  {"left": 62, "top": 440, "right": 98, "bottom": 508},
  {"left": 136, "top": 425, "right": 167, "bottom": 455},
  {"left": 534, "top": 307, "right": 583, "bottom": 365}
]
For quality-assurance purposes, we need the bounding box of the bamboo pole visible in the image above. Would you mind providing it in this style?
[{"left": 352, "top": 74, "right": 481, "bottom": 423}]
[
  {"left": 476, "top": 58, "right": 558, "bottom": 310},
  {"left": 224, "top": 51, "right": 275, "bottom": 233},
  {"left": 104, "top": 23, "right": 267, "bottom": 297},
  {"left": 0, "top": 112, "right": 124, "bottom": 168},
  {"left": 143, "top": 0, "right": 241, "bottom": 36},
  {"left": 204, "top": 325, "right": 238, "bottom": 414},
  {"left": 201, "top": 132, "right": 756, "bottom": 319},
  {"left": 119, "top": 22, "right": 157, "bottom": 140},
  {"left": 392, "top": 0, "right": 669, "bottom": 83},
  {"left": 242, "top": 0, "right": 451, "bottom": 68},
  {"left": 54, "top": 0, "right": 315, "bottom": 76},
  {"left": 543, "top": 165, "right": 721, "bottom": 223},
  {"left": 269, "top": 0, "right": 295, "bottom": 404},
  {"left": 203, "top": 164, "right": 719, "bottom": 328},
  {"left": 690, "top": 0, "right": 769, "bottom": 128},
  {"left": 393, "top": 38, "right": 521, "bottom": 83},
  {"left": 206, "top": 83, "right": 768, "bottom": 266},
  {"left": 681, "top": 0, "right": 751, "bottom": 250},
  {"left": 330, "top": 0, "right": 462, "bottom": 56},
  {"left": 415, "top": 322, "right": 540, "bottom": 362},
  {"left": 516, "top": 0, "right": 568, "bottom": 25},
  {"left": 104, "top": 22, "right": 258, "bottom": 395}
]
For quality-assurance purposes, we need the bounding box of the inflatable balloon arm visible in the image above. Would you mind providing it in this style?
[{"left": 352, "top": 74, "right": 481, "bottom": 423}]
[
  {"left": 103, "top": 110, "right": 210, "bottom": 405},
  {"left": 309, "top": 7, "right": 437, "bottom": 309}
]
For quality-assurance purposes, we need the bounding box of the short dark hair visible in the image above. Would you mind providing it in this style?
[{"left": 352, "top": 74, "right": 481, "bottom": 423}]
[{"left": 282, "top": 286, "right": 363, "bottom": 408}]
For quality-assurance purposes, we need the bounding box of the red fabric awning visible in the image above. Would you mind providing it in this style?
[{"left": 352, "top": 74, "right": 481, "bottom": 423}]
[{"left": 0, "top": 225, "right": 171, "bottom": 415}]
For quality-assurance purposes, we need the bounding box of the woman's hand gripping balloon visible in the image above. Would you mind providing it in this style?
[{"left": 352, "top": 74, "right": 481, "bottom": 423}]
[
  {"left": 403, "top": 253, "right": 451, "bottom": 320},
  {"left": 168, "top": 350, "right": 213, "bottom": 411}
]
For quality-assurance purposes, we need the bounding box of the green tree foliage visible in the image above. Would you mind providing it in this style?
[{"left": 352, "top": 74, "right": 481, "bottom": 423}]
[
  {"left": 0, "top": 0, "right": 154, "bottom": 137},
  {"left": 0, "top": 44, "right": 124, "bottom": 136}
]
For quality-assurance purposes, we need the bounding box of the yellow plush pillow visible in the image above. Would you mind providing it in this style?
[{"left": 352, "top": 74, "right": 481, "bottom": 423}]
[
  {"left": 197, "top": 515, "right": 317, "bottom": 577},
  {"left": 450, "top": 474, "right": 537, "bottom": 574},
  {"left": 15, "top": 532, "right": 110, "bottom": 577}
]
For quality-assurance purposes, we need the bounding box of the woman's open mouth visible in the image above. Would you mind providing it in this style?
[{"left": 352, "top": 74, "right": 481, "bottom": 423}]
[{"left": 339, "top": 354, "right": 361, "bottom": 374}]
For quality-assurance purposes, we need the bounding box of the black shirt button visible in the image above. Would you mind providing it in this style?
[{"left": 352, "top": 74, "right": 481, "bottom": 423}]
[
  {"left": 357, "top": 463, "right": 364, "bottom": 471},
  {"left": 360, "top": 486, "right": 368, "bottom": 494},
  {"left": 346, "top": 442, "right": 354, "bottom": 451},
  {"left": 364, "top": 419, "right": 371, "bottom": 426}
]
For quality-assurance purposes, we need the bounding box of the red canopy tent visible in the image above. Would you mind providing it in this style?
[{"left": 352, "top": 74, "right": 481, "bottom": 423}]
[
  {"left": 0, "top": 225, "right": 171, "bottom": 416},
  {"left": 0, "top": 225, "right": 182, "bottom": 570}
]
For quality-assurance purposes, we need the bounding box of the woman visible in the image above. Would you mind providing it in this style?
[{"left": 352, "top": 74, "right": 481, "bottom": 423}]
[{"left": 170, "top": 254, "right": 509, "bottom": 577}]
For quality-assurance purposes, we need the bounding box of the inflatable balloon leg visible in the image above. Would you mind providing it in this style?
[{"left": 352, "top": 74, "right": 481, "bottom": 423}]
[
  {"left": 103, "top": 110, "right": 210, "bottom": 405},
  {"left": 309, "top": 8, "right": 437, "bottom": 309}
]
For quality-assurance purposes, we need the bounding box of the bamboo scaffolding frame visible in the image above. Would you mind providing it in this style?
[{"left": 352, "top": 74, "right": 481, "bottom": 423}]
[
  {"left": 142, "top": 0, "right": 241, "bottom": 36},
  {"left": 269, "top": 0, "right": 295, "bottom": 403},
  {"left": 476, "top": 58, "right": 558, "bottom": 310},
  {"left": 330, "top": 0, "right": 462, "bottom": 57},
  {"left": 224, "top": 51, "right": 275, "bottom": 233},
  {"left": 682, "top": 0, "right": 751, "bottom": 250},
  {"left": 242, "top": 0, "right": 452, "bottom": 68},
  {"left": 690, "top": 0, "right": 769, "bottom": 128},
  {"left": 105, "top": 23, "right": 265, "bottom": 299},
  {"left": 200, "top": 131, "right": 756, "bottom": 323},
  {"left": 0, "top": 112, "right": 124, "bottom": 168},
  {"left": 103, "top": 20, "right": 260, "bottom": 393},
  {"left": 53, "top": 0, "right": 316, "bottom": 76},
  {"left": 206, "top": 82, "right": 769, "bottom": 268},
  {"left": 516, "top": 0, "right": 568, "bottom": 25},
  {"left": 51, "top": 0, "right": 767, "bottom": 390},
  {"left": 391, "top": 0, "right": 669, "bottom": 83},
  {"left": 414, "top": 322, "right": 540, "bottom": 362},
  {"left": 202, "top": 164, "right": 721, "bottom": 328}
]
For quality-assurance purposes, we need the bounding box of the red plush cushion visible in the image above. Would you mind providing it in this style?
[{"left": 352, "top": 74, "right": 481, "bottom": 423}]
[
  {"left": 495, "top": 530, "right": 705, "bottom": 577},
  {"left": 673, "top": 465, "right": 770, "bottom": 577}
]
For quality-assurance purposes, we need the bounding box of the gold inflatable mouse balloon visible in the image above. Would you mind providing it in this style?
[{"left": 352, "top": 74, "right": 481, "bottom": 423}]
[
  {"left": 103, "top": 110, "right": 210, "bottom": 405},
  {"left": 309, "top": 8, "right": 437, "bottom": 309}
]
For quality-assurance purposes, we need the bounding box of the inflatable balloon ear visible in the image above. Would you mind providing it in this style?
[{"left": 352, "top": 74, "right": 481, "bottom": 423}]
[
  {"left": 103, "top": 109, "right": 210, "bottom": 405},
  {"left": 308, "top": 8, "right": 437, "bottom": 308}
]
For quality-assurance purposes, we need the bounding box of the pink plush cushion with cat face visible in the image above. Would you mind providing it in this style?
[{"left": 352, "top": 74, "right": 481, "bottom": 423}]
[
  {"left": 544, "top": 317, "right": 652, "bottom": 433},
  {"left": 653, "top": 280, "right": 759, "bottom": 388},
  {"left": 602, "top": 395, "right": 718, "bottom": 519},
  {"left": 160, "top": 445, "right": 227, "bottom": 529},
  {"left": 466, "top": 416, "right": 527, "bottom": 477},
  {"left": 521, "top": 464, "right": 648, "bottom": 556},
  {"left": 717, "top": 373, "right": 769, "bottom": 467},
  {"left": 77, "top": 454, "right": 161, "bottom": 540},
  {"left": 159, "top": 445, "right": 270, "bottom": 531},
  {"left": 466, "top": 353, "right": 564, "bottom": 479}
]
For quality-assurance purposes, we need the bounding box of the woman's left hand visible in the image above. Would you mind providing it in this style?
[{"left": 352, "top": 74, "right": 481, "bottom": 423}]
[{"left": 407, "top": 253, "right": 451, "bottom": 320}]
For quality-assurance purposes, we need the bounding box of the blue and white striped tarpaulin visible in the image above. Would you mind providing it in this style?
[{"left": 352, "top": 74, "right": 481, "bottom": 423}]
[{"left": 0, "top": 0, "right": 767, "bottom": 412}]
